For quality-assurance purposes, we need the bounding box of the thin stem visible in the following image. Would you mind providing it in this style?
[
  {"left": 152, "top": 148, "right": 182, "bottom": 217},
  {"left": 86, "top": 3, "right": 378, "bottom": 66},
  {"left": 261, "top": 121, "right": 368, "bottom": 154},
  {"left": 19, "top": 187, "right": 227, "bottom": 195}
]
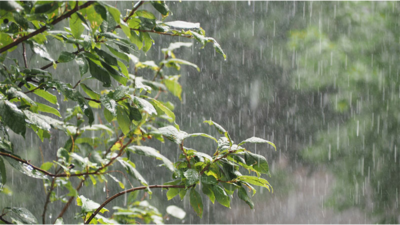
[
  {"left": 22, "top": 42, "right": 28, "bottom": 68},
  {"left": 85, "top": 184, "right": 186, "bottom": 224},
  {"left": 113, "top": 1, "right": 145, "bottom": 30},
  {"left": 42, "top": 177, "right": 56, "bottom": 224},
  {"left": 0, "top": 1, "right": 95, "bottom": 54},
  {"left": 152, "top": 54, "right": 169, "bottom": 81},
  {"left": 179, "top": 142, "right": 191, "bottom": 168},
  {"left": 200, "top": 149, "right": 236, "bottom": 175},
  {"left": 55, "top": 178, "right": 85, "bottom": 221}
]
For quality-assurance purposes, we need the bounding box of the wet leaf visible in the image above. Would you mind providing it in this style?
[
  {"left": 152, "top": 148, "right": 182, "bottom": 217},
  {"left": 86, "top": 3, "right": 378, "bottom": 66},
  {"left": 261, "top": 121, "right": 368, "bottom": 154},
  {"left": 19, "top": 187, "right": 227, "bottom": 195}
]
[
  {"left": 57, "top": 51, "right": 76, "bottom": 63},
  {"left": 127, "top": 146, "right": 175, "bottom": 171},
  {"left": 77, "top": 195, "right": 108, "bottom": 213},
  {"left": 189, "top": 189, "right": 203, "bottom": 218},
  {"left": 212, "top": 184, "right": 230, "bottom": 208},
  {"left": 5, "top": 207, "right": 37, "bottom": 224},
  {"left": 166, "top": 205, "right": 186, "bottom": 219},
  {"left": 202, "top": 184, "right": 215, "bottom": 204},
  {"left": 184, "top": 169, "right": 199, "bottom": 186},
  {"left": 0, "top": 100, "right": 26, "bottom": 136},
  {"left": 238, "top": 186, "right": 254, "bottom": 209},
  {"left": 239, "top": 137, "right": 276, "bottom": 150}
]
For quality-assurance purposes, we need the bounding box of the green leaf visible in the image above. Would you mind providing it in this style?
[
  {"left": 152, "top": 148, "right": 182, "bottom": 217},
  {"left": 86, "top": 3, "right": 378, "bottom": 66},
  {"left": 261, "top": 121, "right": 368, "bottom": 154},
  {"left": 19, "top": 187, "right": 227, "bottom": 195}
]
[
  {"left": 94, "top": 4, "right": 107, "bottom": 20},
  {"left": 157, "top": 126, "right": 188, "bottom": 144},
  {"left": 100, "top": 94, "right": 117, "bottom": 117},
  {"left": 80, "top": 124, "right": 113, "bottom": 135},
  {"left": 34, "top": 2, "right": 57, "bottom": 14},
  {"left": 184, "top": 133, "right": 217, "bottom": 143},
  {"left": 162, "top": 42, "right": 192, "bottom": 53},
  {"left": 57, "top": 148, "right": 69, "bottom": 162},
  {"left": 0, "top": 100, "right": 26, "bottom": 136},
  {"left": 77, "top": 195, "right": 108, "bottom": 213},
  {"left": 32, "top": 43, "right": 54, "bottom": 62},
  {"left": 184, "top": 169, "right": 199, "bottom": 186},
  {"left": 13, "top": 12, "right": 29, "bottom": 30},
  {"left": 24, "top": 110, "right": 63, "bottom": 131},
  {"left": 0, "top": 1, "right": 22, "bottom": 12},
  {"left": 201, "top": 174, "right": 217, "bottom": 184},
  {"left": 27, "top": 87, "right": 57, "bottom": 105},
  {"left": 202, "top": 184, "right": 215, "bottom": 204},
  {"left": 81, "top": 83, "right": 100, "bottom": 100},
  {"left": 100, "top": 60, "right": 127, "bottom": 85},
  {"left": 87, "top": 58, "right": 111, "bottom": 87},
  {"left": 238, "top": 186, "right": 254, "bottom": 209},
  {"left": 107, "top": 174, "right": 125, "bottom": 189},
  {"left": 57, "top": 51, "right": 76, "bottom": 63},
  {"left": 94, "top": 48, "right": 118, "bottom": 67},
  {"left": 189, "top": 189, "right": 203, "bottom": 218},
  {"left": 161, "top": 58, "right": 200, "bottom": 71},
  {"left": 104, "top": 4, "right": 121, "bottom": 24},
  {"left": 118, "top": 158, "right": 148, "bottom": 186},
  {"left": 204, "top": 120, "right": 232, "bottom": 145},
  {"left": 35, "top": 102, "right": 61, "bottom": 118},
  {"left": 134, "top": 97, "right": 157, "bottom": 115},
  {"left": 236, "top": 175, "right": 272, "bottom": 192},
  {"left": 166, "top": 188, "right": 180, "bottom": 200},
  {"left": 164, "top": 21, "right": 200, "bottom": 30},
  {"left": 239, "top": 137, "right": 276, "bottom": 150},
  {"left": 116, "top": 106, "right": 131, "bottom": 135},
  {"left": 162, "top": 78, "right": 182, "bottom": 100},
  {"left": 142, "top": 32, "right": 154, "bottom": 52},
  {"left": 0, "top": 157, "right": 6, "bottom": 186},
  {"left": 4, "top": 207, "right": 37, "bottom": 224},
  {"left": 148, "top": 98, "right": 175, "bottom": 122},
  {"left": 54, "top": 218, "right": 64, "bottom": 224},
  {"left": 6, "top": 87, "right": 36, "bottom": 106},
  {"left": 179, "top": 189, "right": 186, "bottom": 200},
  {"left": 212, "top": 184, "right": 230, "bottom": 208},
  {"left": 106, "top": 44, "right": 129, "bottom": 62},
  {"left": 151, "top": 1, "right": 170, "bottom": 16},
  {"left": 65, "top": 180, "right": 78, "bottom": 197},
  {"left": 127, "top": 146, "right": 175, "bottom": 171},
  {"left": 244, "top": 152, "right": 269, "bottom": 174},
  {"left": 129, "top": 107, "right": 142, "bottom": 121},
  {"left": 0, "top": 33, "right": 13, "bottom": 52},
  {"left": 166, "top": 205, "right": 186, "bottom": 219},
  {"left": 40, "top": 162, "right": 53, "bottom": 171},
  {"left": 75, "top": 55, "right": 89, "bottom": 76}
]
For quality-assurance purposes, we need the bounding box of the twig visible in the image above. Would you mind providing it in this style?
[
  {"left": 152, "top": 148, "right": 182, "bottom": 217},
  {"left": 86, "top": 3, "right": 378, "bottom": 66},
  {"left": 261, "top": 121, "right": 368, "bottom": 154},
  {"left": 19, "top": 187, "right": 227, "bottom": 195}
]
[
  {"left": 152, "top": 54, "right": 168, "bottom": 81},
  {"left": 85, "top": 184, "right": 186, "bottom": 224},
  {"left": 113, "top": 1, "right": 145, "bottom": 30},
  {"left": 42, "top": 177, "right": 56, "bottom": 224},
  {"left": 22, "top": 42, "right": 28, "bottom": 68},
  {"left": 0, "top": 1, "right": 95, "bottom": 54},
  {"left": 0, "top": 215, "right": 11, "bottom": 224},
  {"left": 73, "top": 80, "right": 81, "bottom": 89},
  {"left": 200, "top": 149, "right": 236, "bottom": 175},
  {"left": 55, "top": 178, "right": 85, "bottom": 221},
  {"left": 179, "top": 142, "right": 191, "bottom": 168}
]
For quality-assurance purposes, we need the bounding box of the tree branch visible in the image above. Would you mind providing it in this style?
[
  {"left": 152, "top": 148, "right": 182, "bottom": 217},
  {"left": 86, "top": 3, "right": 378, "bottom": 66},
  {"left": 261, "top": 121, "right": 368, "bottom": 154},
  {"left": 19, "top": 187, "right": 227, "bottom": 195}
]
[
  {"left": 0, "top": 1, "right": 95, "bottom": 54},
  {"left": 85, "top": 184, "right": 186, "bottom": 224}
]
